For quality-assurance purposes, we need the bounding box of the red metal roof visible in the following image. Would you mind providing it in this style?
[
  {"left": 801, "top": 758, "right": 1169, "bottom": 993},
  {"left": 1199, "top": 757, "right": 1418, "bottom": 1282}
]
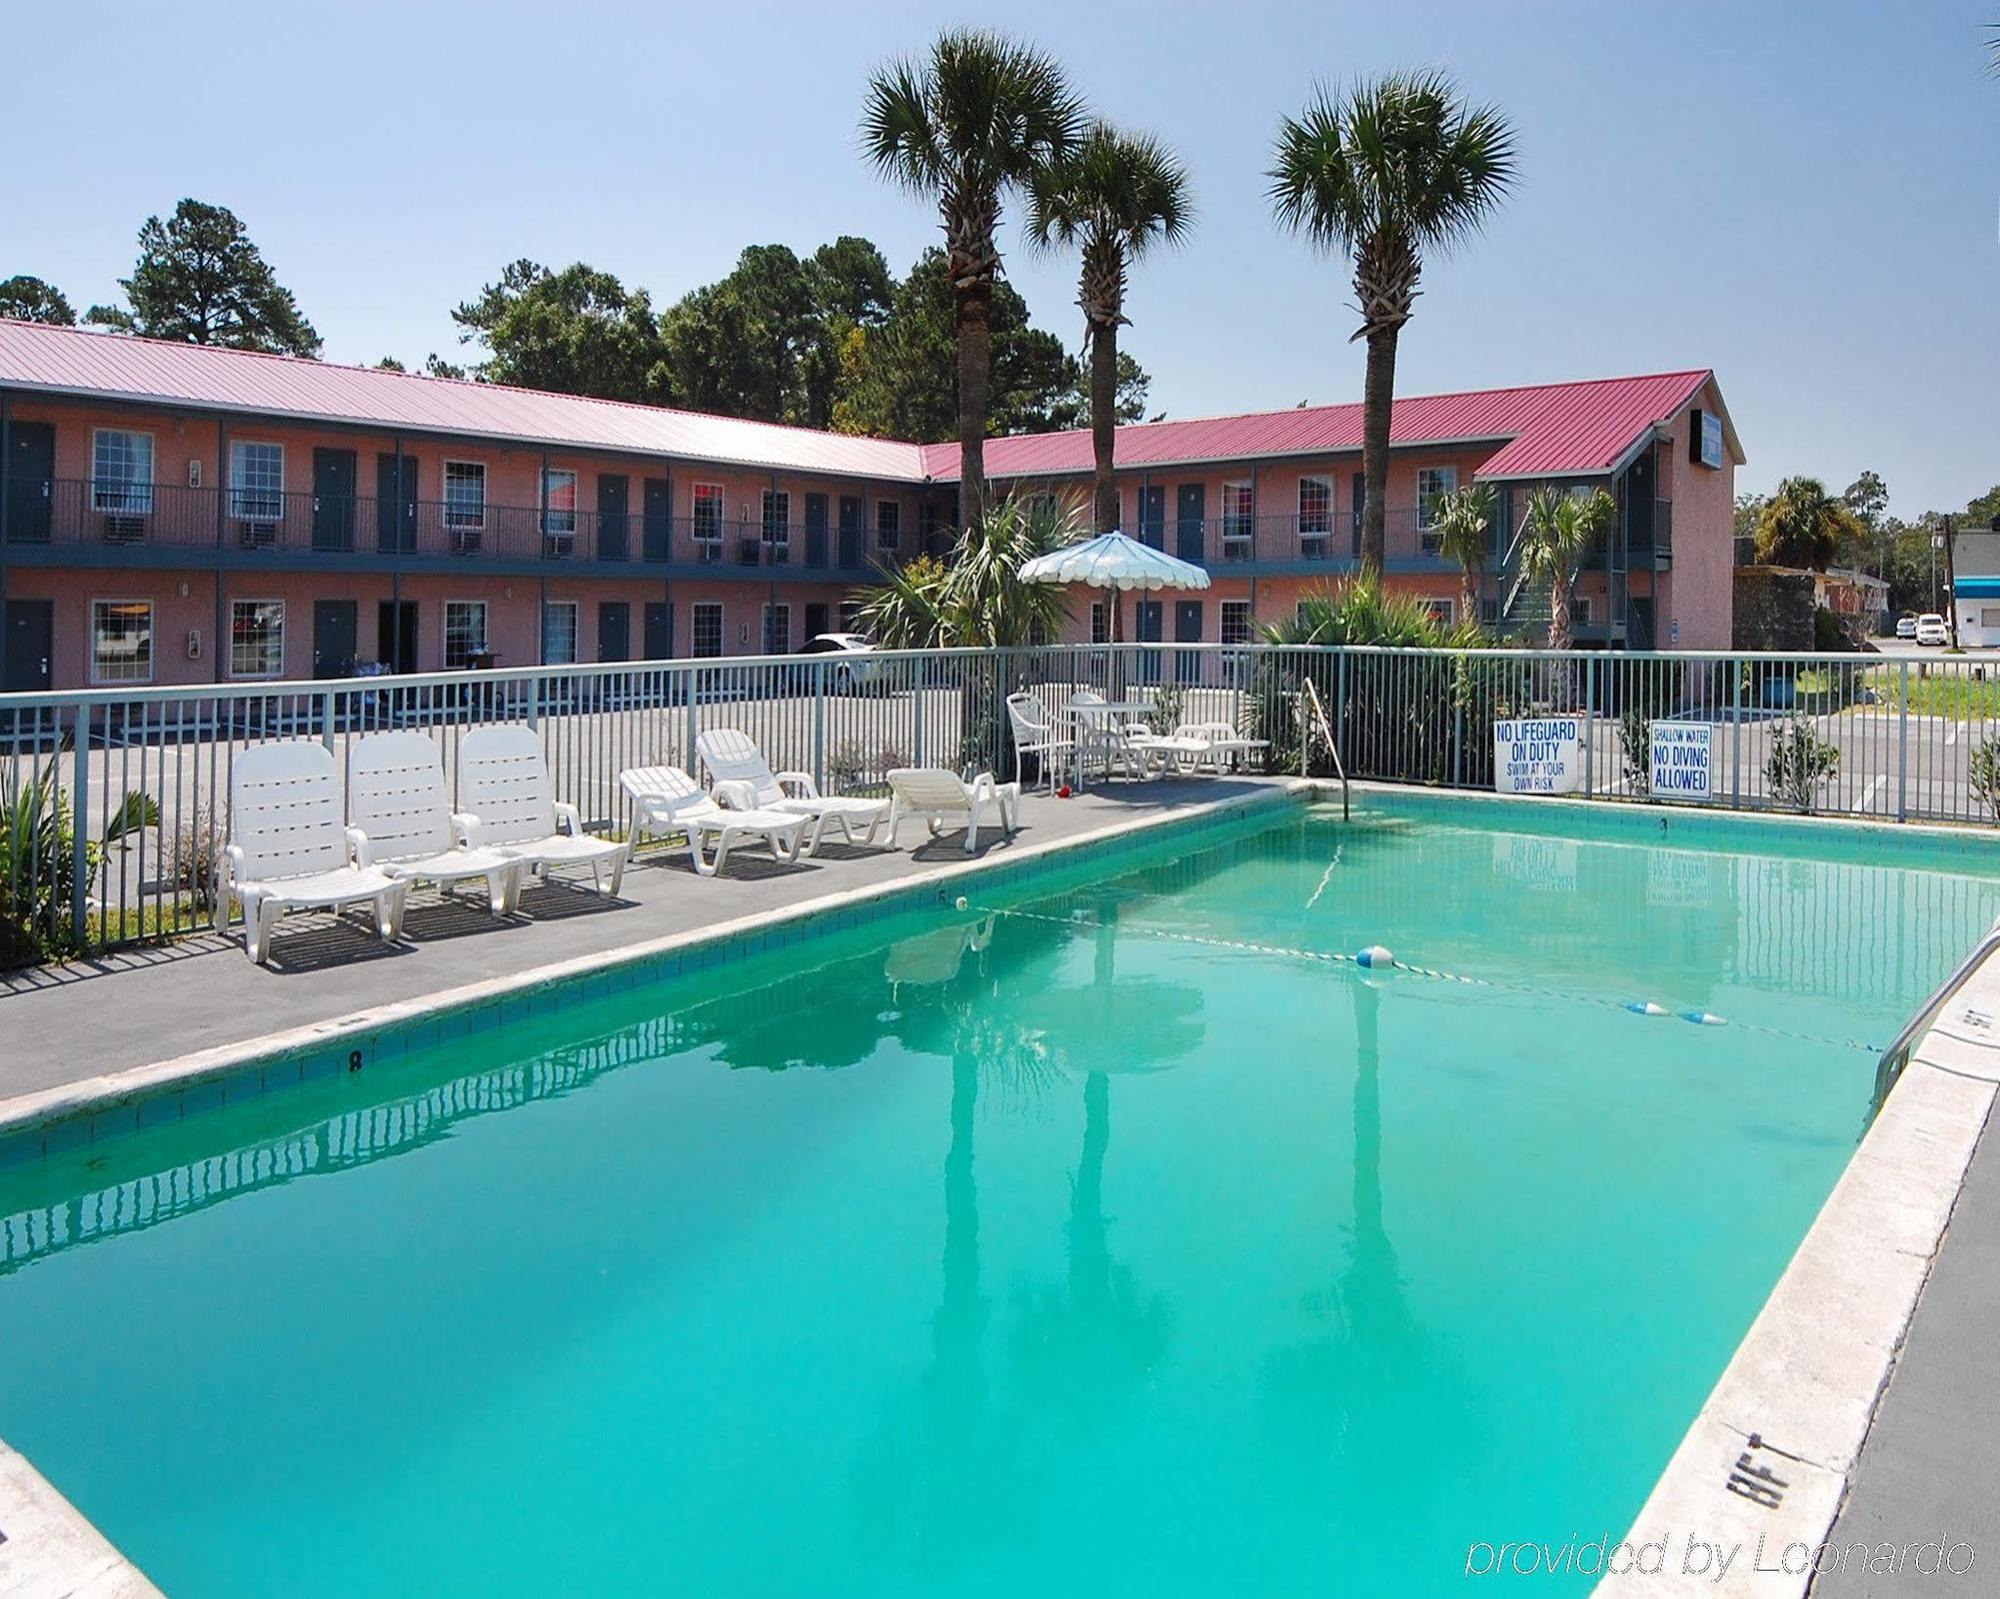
[
  {"left": 0, "top": 319, "right": 925, "bottom": 480},
  {"left": 0, "top": 319, "right": 1732, "bottom": 485},
  {"left": 922, "top": 369, "right": 1728, "bottom": 482}
]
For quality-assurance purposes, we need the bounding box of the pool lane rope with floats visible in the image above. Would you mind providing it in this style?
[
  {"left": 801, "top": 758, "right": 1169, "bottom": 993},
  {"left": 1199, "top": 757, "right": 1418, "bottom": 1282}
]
[{"left": 963, "top": 899, "right": 1880, "bottom": 1056}]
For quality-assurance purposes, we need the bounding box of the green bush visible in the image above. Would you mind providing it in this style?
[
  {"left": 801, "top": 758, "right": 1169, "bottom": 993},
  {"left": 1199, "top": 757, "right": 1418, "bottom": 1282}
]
[
  {"left": 1, "top": 756, "right": 158, "bottom": 967},
  {"left": 1621, "top": 709, "right": 1651, "bottom": 794},
  {"left": 1971, "top": 738, "right": 2000, "bottom": 822},
  {"left": 1765, "top": 719, "right": 1841, "bottom": 813}
]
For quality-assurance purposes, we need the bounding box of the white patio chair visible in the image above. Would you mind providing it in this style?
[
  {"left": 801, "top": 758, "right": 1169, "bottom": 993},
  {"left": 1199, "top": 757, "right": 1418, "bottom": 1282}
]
[
  {"left": 1004, "top": 691, "right": 1072, "bottom": 792},
  {"left": 618, "top": 765, "right": 808, "bottom": 877},
  {"left": 885, "top": 768, "right": 1021, "bottom": 855},
  {"left": 346, "top": 730, "right": 527, "bottom": 915},
  {"left": 1069, "top": 690, "right": 1147, "bottom": 782},
  {"left": 695, "top": 727, "right": 890, "bottom": 851},
  {"left": 215, "top": 740, "right": 408, "bottom": 965},
  {"left": 456, "top": 725, "right": 630, "bottom": 897}
]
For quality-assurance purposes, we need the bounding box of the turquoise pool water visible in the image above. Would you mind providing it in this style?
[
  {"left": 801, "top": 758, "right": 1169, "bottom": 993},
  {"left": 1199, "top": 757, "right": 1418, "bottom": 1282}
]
[{"left": 3, "top": 799, "right": 1997, "bottom": 1596}]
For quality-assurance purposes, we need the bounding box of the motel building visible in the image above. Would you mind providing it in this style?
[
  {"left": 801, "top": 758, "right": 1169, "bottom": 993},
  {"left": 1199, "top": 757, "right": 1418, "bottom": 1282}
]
[{"left": 0, "top": 319, "right": 1740, "bottom": 693}]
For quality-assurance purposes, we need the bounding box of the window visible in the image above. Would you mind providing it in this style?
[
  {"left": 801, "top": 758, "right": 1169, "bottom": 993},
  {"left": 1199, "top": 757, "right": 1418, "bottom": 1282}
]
[
  {"left": 1298, "top": 476, "right": 1332, "bottom": 538},
  {"left": 91, "top": 600, "right": 153, "bottom": 684},
  {"left": 1417, "top": 465, "right": 1458, "bottom": 549},
  {"left": 444, "top": 461, "right": 487, "bottom": 530},
  {"left": 692, "top": 601, "right": 724, "bottom": 659},
  {"left": 763, "top": 602, "right": 791, "bottom": 655},
  {"left": 444, "top": 600, "right": 488, "bottom": 669},
  {"left": 1221, "top": 481, "right": 1254, "bottom": 543},
  {"left": 692, "top": 483, "right": 724, "bottom": 543},
  {"left": 1090, "top": 601, "right": 1110, "bottom": 645},
  {"left": 876, "top": 500, "right": 900, "bottom": 551},
  {"left": 762, "top": 489, "right": 791, "bottom": 558},
  {"left": 1416, "top": 597, "right": 1455, "bottom": 625},
  {"left": 228, "top": 599, "right": 285, "bottom": 678},
  {"left": 542, "top": 468, "right": 578, "bottom": 536},
  {"left": 1221, "top": 599, "right": 1254, "bottom": 646},
  {"left": 838, "top": 600, "right": 863, "bottom": 634},
  {"left": 92, "top": 430, "right": 154, "bottom": 513},
  {"left": 541, "top": 601, "right": 578, "bottom": 665},
  {"left": 1574, "top": 595, "right": 1594, "bottom": 627},
  {"left": 230, "top": 442, "right": 284, "bottom": 521}
]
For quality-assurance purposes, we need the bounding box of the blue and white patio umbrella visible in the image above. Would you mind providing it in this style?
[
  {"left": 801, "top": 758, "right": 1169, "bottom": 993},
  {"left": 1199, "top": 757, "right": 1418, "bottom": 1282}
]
[{"left": 1018, "top": 530, "right": 1210, "bottom": 641}]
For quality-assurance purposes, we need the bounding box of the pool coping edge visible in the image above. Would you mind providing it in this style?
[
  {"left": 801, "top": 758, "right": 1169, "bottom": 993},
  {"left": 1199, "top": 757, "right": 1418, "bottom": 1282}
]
[
  {"left": 0, "top": 1437, "right": 165, "bottom": 1598},
  {"left": 1591, "top": 953, "right": 2000, "bottom": 1594}
]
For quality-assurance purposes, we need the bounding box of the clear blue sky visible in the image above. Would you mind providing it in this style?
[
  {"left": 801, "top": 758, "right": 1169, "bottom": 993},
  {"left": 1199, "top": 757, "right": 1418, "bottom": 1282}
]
[{"left": 5, "top": 1, "right": 1995, "bottom": 517}]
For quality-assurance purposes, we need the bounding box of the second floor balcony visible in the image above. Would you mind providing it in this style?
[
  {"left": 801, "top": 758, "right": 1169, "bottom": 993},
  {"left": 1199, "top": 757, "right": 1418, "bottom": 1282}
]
[{"left": 0, "top": 478, "right": 909, "bottom": 576}]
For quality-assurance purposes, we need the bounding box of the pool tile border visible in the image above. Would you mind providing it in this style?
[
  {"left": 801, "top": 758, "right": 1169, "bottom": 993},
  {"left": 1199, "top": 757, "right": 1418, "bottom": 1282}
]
[
  {"left": 1594, "top": 956, "right": 2000, "bottom": 1595},
  {"left": 0, "top": 781, "right": 1308, "bottom": 1171}
]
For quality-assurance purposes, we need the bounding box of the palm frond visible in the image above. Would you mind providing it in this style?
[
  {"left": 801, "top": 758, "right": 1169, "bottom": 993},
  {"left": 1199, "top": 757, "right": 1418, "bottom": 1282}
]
[
  {"left": 1268, "top": 71, "right": 1517, "bottom": 261},
  {"left": 1029, "top": 123, "right": 1195, "bottom": 260}
]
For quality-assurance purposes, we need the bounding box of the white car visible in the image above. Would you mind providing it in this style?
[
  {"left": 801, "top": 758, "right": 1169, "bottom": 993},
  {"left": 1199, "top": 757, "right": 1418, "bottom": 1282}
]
[
  {"left": 1895, "top": 615, "right": 1918, "bottom": 639},
  {"left": 1915, "top": 614, "right": 1949, "bottom": 647},
  {"left": 796, "top": 632, "right": 883, "bottom": 691}
]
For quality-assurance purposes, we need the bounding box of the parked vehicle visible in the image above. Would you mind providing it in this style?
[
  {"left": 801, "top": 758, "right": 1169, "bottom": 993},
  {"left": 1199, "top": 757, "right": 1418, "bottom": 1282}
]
[
  {"left": 797, "top": 632, "right": 883, "bottom": 692},
  {"left": 1915, "top": 614, "right": 1949, "bottom": 646},
  {"left": 1895, "top": 614, "right": 1918, "bottom": 639}
]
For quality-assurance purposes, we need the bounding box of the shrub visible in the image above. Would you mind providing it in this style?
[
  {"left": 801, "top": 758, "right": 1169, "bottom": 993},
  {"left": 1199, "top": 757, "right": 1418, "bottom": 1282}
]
[
  {"left": 1621, "top": 709, "right": 1651, "bottom": 795},
  {"left": 1765, "top": 719, "right": 1840, "bottom": 813},
  {"left": 1972, "top": 738, "right": 2000, "bottom": 821},
  {"left": 171, "top": 805, "right": 223, "bottom": 917},
  {"left": 0, "top": 756, "right": 158, "bottom": 967}
]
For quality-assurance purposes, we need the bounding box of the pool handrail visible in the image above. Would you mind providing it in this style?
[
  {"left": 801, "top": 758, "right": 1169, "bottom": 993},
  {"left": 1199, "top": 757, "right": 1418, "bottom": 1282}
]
[
  {"left": 1299, "top": 676, "right": 1350, "bottom": 822},
  {"left": 1872, "top": 914, "right": 2000, "bottom": 1117}
]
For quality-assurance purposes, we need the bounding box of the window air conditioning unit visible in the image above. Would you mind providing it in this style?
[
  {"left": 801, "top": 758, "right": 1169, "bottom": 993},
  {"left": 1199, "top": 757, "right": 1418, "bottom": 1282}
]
[
  {"left": 102, "top": 513, "right": 148, "bottom": 543},
  {"left": 239, "top": 519, "right": 278, "bottom": 547},
  {"left": 696, "top": 537, "right": 722, "bottom": 564},
  {"left": 452, "top": 527, "right": 483, "bottom": 555},
  {"left": 736, "top": 535, "right": 760, "bottom": 566},
  {"left": 543, "top": 532, "right": 575, "bottom": 559}
]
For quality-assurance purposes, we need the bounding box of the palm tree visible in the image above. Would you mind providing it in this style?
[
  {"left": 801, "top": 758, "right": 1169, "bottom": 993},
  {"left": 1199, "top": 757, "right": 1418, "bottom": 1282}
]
[
  {"left": 1027, "top": 125, "right": 1193, "bottom": 534},
  {"left": 861, "top": 29, "right": 1086, "bottom": 534},
  {"left": 1430, "top": 484, "right": 1495, "bottom": 623},
  {"left": 1519, "top": 487, "right": 1614, "bottom": 652},
  {"left": 1268, "top": 73, "right": 1517, "bottom": 573},
  {"left": 855, "top": 491, "right": 1079, "bottom": 648},
  {"left": 1753, "top": 475, "right": 1859, "bottom": 572}
]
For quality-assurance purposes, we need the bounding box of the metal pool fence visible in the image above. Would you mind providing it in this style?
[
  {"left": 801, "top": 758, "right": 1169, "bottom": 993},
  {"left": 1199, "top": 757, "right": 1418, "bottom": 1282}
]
[{"left": 2, "top": 643, "right": 1995, "bottom": 961}]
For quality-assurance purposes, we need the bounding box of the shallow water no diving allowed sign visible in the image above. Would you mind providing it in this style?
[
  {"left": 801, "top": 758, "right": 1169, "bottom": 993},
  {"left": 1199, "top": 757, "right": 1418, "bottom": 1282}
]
[
  {"left": 1650, "top": 721, "right": 1715, "bottom": 801},
  {"left": 1493, "top": 717, "right": 1582, "bottom": 794}
]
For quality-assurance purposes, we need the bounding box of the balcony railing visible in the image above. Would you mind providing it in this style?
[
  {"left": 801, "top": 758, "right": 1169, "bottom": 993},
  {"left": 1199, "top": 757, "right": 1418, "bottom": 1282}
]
[
  {"left": 0, "top": 480, "right": 896, "bottom": 573},
  {"left": 1126, "top": 508, "right": 1442, "bottom": 567}
]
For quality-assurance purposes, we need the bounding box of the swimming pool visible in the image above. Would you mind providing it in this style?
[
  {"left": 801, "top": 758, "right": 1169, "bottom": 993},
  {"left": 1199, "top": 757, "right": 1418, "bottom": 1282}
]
[{"left": 2, "top": 795, "right": 1995, "bottom": 1596}]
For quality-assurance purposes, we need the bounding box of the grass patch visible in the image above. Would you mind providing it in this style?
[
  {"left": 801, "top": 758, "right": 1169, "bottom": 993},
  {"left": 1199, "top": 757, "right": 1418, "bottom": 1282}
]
[{"left": 1865, "top": 667, "right": 2000, "bottom": 720}]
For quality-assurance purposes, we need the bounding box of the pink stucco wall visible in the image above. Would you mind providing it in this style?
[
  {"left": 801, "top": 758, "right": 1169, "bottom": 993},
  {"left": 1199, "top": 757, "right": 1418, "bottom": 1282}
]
[{"left": 1658, "top": 377, "right": 1737, "bottom": 649}]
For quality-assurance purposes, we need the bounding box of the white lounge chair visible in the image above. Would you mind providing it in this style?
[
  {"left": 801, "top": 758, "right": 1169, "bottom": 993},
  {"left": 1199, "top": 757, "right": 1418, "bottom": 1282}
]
[
  {"left": 885, "top": 768, "right": 1020, "bottom": 855},
  {"left": 1004, "top": 691, "right": 1072, "bottom": 792},
  {"left": 456, "top": 725, "right": 630, "bottom": 897},
  {"left": 619, "top": 765, "right": 809, "bottom": 876},
  {"left": 346, "top": 730, "right": 527, "bottom": 915},
  {"left": 1179, "top": 721, "right": 1272, "bottom": 773},
  {"left": 215, "top": 740, "right": 408, "bottom": 965},
  {"left": 695, "top": 727, "right": 891, "bottom": 851}
]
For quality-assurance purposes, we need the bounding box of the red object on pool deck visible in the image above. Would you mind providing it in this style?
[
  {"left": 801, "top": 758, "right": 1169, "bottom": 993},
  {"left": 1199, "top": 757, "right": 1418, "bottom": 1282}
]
[{"left": 1057, "top": 785, "right": 1073, "bottom": 799}]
